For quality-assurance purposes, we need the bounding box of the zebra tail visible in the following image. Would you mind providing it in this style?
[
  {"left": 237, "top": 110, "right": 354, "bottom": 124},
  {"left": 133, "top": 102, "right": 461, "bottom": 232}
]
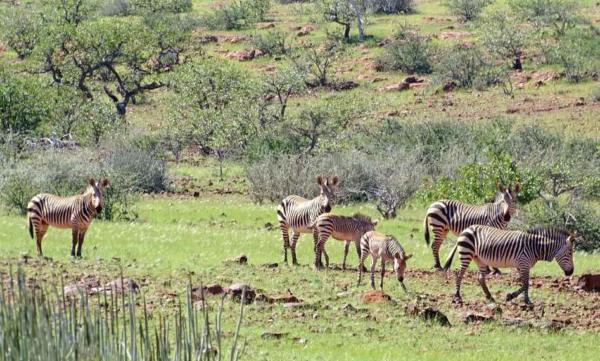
[
  {"left": 423, "top": 216, "right": 430, "bottom": 246},
  {"left": 443, "top": 243, "right": 458, "bottom": 271},
  {"left": 28, "top": 215, "right": 34, "bottom": 239}
]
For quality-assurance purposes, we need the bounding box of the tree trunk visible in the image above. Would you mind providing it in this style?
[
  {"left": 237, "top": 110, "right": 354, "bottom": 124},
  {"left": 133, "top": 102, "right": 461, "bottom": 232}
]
[
  {"left": 350, "top": 0, "right": 365, "bottom": 42},
  {"left": 513, "top": 56, "right": 522, "bottom": 71},
  {"left": 343, "top": 24, "right": 350, "bottom": 40}
]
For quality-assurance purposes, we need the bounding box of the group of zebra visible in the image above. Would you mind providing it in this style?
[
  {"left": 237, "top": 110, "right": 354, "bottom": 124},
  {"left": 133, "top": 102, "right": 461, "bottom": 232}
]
[
  {"left": 277, "top": 177, "right": 575, "bottom": 305},
  {"left": 24, "top": 175, "right": 575, "bottom": 306}
]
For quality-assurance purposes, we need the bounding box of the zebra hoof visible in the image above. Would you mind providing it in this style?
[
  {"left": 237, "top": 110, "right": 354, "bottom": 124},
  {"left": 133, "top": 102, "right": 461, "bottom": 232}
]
[
  {"left": 505, "top": 293, "right": 516, "bottom": 302},
  {"left": 452, "top": 296, "right": 463, "bottom": 305}
]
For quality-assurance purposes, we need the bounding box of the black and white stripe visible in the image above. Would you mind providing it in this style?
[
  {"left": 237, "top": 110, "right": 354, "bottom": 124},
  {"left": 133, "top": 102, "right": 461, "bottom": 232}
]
[
  {"left": 357, "top": 231, "right": 412, "bottom": 290},
  {"left": 277, "top": 176, "right": 338, "bottom": 265},
  {"left": 445, "top": 225, "right": 575, "bottom": 305},
  {"left": 312, "top": 213, "right": 378, "bottom": 269},
  {"left": 27, "top": 178, "right": 109, "bottom": 257},
  {"left": 423, "top": 182, "right": 519, "bottom": 269}
]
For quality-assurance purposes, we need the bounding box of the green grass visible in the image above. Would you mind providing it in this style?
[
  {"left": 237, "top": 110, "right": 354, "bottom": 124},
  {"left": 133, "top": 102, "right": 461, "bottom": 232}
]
[{"left": 2, "top": 194, "right": 600, "bottom": 360}]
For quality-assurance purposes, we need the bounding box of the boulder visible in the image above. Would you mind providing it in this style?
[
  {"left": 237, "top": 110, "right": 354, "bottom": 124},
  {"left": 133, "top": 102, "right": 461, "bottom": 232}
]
[{"left": 360, "top": 290, "right": 392, "bottom": 304}]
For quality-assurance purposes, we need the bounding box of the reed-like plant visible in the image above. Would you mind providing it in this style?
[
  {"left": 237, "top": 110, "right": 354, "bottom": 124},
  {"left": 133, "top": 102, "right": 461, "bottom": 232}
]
[{"left": 0, "top": 268, "right": 245, "bottom": 361}]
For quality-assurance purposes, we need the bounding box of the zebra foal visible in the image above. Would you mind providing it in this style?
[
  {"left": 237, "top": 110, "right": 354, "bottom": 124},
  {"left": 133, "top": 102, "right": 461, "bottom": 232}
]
[
  {"left": 445, "top": 225, "right": 575, "bottom": 305},
  {"left": 277, "top": 175, "right": 338, "bottom": 265},
  {"left": 27, "top": 178, "right": 109, "bottom": 257},
  {"left": 312, "top": 213, "right": 378, "bottom": 270},
  {"left": 357, "top": 231, "right": 412, "bottom": 291},
  {"left": 424, "top": 181, "right": 519, "bottom": 270}
]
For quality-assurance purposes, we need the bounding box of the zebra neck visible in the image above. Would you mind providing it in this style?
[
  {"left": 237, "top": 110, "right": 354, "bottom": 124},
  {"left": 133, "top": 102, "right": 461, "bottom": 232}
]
[
  {"left": 83, "top": 194, "right": 97, "bottom": 216},
  {"left": 534, "top": 238, "right": 562, "bottom": 262},
  {"left": 387, "top": 240, "right": 404, "bottom": 258},
  {"left": 315, "top": 195, "right": 330, "bottom": 213}
]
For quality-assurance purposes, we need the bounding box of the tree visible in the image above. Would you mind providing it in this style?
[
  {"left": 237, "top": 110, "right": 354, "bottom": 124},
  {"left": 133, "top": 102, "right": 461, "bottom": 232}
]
[
  {"left": 317, "top": 0, "right": 366, "bottom": 41},
  {"left": 292, "top": 41, "right": 341, "bottom": 87},
  {"left": 1, "top": 8, "right": 42, "bottom": 59},
  {"left": 171, "top": 60, "right": 262, "bottom": 179},
  {"left": 479, "top": 9, "right": 530, "bottom": 70},
  {"left": 19, "top": 0, "right": 194, "bottom": 117},
  {"left": 0, "top": 70, "right": 49, "bottom": 134},
  {"left": 261, "top": 65, "right": 306, "bottom": 125}
]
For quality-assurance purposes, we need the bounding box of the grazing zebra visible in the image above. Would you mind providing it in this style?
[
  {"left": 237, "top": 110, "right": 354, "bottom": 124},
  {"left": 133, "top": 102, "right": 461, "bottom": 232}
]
[
  {"left": 423, "top": 182, "right": 519, "bottom": 270},
  {"left": 277, "top": 176, "right": 338, "bottom": 265},
  {"left": 27, "top": 178, "right": 109, "bottom": 257},
  {"left": 357, "top": 231, "right": 412, "bottom": 291},
  {"left": 445, "top": 225, "right": 575, "bottom": 305},
  {"left": 312, "top": 213, "right": 378, "bottom": 270}
]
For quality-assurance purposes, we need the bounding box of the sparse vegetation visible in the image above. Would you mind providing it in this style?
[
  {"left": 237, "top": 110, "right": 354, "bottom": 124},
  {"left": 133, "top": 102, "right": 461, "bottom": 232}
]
[
  {"left": 446, "top": 0, "right": 492, "bottom": 22},
  {"left": 375, "top": 26, "right": 433, "bottom": 74}
]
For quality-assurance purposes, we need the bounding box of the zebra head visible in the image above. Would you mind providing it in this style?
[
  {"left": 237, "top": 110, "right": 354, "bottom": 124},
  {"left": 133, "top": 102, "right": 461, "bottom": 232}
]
[
  {"left": 555, "top": 231, "right": 576, "bottom": 276},
  {"left": 316, "top": 175, "right": 338, "bottom": 212},
  {"left": 389, "top": 236, "right": 412, "bottom": 285},
  {"left": 495, "top": 181, "right": 520, "bottom": 218},
  {"left": 86, "top": 178, "right": 110, "bottom": 213}
]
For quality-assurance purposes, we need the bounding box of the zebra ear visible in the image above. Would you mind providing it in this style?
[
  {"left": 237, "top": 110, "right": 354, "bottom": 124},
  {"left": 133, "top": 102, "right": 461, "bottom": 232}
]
[
  {"left": 89, "top": 178, "right": 96, "bottom": 186},
  {"left": 496, "top": 180, "right": 505, "bottom": 192},
  {"left": 316, "top": 176, "right": 324, "bottom": 186},
  {"left": 404, "top": 254, "right": 413, "bottom": 261},
  {"left": 101, "top": 179, "right": 110, "bottom": 188},
  {"left": 330, "top": 176, "right": 338, "bottom": 186},
  {"left": 372, "top": 219, "right": 379, "bottom": 226},
  {"left": 569, "top": 231, "right": 577, "bottom": 243}
]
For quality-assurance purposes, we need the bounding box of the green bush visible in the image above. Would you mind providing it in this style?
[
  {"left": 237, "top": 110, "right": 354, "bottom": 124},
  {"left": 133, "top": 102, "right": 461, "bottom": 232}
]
[
  {"left": 509, "top": 0, "right": 578, "bottom": 36},
  {"left": 433, "top": 45, "right": 487, "bottom": 88},
  {"left": 204, "top": 0, "right": 270, "bottom": 30},
  {"left": 1, "top": 9, "right": 42, "bottom": 59},
  {"left": 0, "top": 70, "right": 51, "bottom": 135},
  {"left": 251, "top": 29, "right": 287, "bottom": 56},
  {"left": 446, "top": 0, "right": 492, "bottom": 21},
  {"left": 375, "top": 27, "right": 433, "bottom": 74},
  {"left": 549, "top": 28, "right": 600, "bottom": 82},
  {"left": 367, "top": 0, "right": 414, "bottom": 14},
  {"left": 525, "top": 199, "right": 600, "bottom": 252}
]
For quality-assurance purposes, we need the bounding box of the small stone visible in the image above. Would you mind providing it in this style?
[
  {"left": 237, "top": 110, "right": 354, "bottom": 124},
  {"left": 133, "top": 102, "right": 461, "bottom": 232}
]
[
  {"left": 261, "top": 332, "right": 286, "bottom": 339},
  {"left": 419, "top": 308, "right": 451, "bottom": 327},
  {"left": 463, "top": 312, "right": 493, "bottom": 324}
]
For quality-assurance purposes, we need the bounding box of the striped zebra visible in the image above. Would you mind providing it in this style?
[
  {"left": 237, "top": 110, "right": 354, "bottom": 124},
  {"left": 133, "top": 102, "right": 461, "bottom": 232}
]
[
  {"left": 312, "top": 213, "right": 378, "bottom": 270},
  {"left": 445, "top": 225, "right": 575, "bottom": 305},
  {"left": 27, "top": 178, "right": 109, "bottom": 257},
  {"left": 277, "top": 176, "right": 338, "bottom": 265},
  {"left": 357, "top": 231, "right": 412, "bottom": 291},
  {"left": 423, "top": 182, "right": 519, "bottom": 270}
]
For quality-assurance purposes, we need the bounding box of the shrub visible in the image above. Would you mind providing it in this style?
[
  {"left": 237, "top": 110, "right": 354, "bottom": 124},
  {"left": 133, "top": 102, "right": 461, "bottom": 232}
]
[
  {"left": 479, "top": 8, "right": 530, "bottom": 70},
  {"left": 375, "top": 27, "right": 433, "bottom": 74},
  {"left": 525, "top": 199, "right": 600, "bottom": 252},
  {"left": 0, "top": 70, "right": 50, "bottom": 134},
  {"left": 433, "top": 45, "right": 487, "bottom": 88},
  {"left": 251, "top": 29, "right": 287, "bottom": 56},
  {"left": 367, "top": 0, "right": 414, "bottom": 14},
  {"left": 509, "top": 0, "right": 578, "bottom": 36},
  {"left": 204, "top": 0, "right": 270, "bottom": 30},
  {"left": 592, "top": 87, "right": 600, "bottom": 103},
  {"left": 1, "top": 9, "right": 42, "bottom": 59},
  {"left": 0, "top": 137, "right": 168, "bottom": 220},
  {"left": 548, "top": 28, "right": 600, "bottom": 82},
  {"left": 446, "top": 0, "right": 492, "bottom": 21},
  {"left": 292, "top": 41, "right": 342, "bottom": 87}
]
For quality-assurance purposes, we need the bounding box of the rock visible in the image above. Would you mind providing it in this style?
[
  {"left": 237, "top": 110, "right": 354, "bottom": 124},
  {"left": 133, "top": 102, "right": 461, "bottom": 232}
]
[
  {"left": 439, "top": 31, "right": 469, "bottom": 40},
  {"left": 198, "top": 35, "right": 218, "bottom": 44},
  {"left": 403, "top": 76, "right": 423, "bottom": 84},
  {"left": 294, "top": 337, "right": 308, "bottom": 344},
  {"left": 262, "top": 263, "right": 279, "bottom": 268},
  {"left": 297, "top": 24, "right": 314, "bottom": 36},
  {"left": 576, "top": 274, "right": 600, "bottom": 292},
  {"left": 506, "top": 107, "right": 519, "bottom": 114},
  {"left": 379, "top": 82, "right": 410, "bottom": 92},
  {"left": 443, "top": 81, "right": 456, "bottom": 92},
  {"left": 193, "top": 191, "right": 200, "bottom": 198},
  {"left": 261, "top": 332, "right": 287, "bottom": 339},
  {"left": 404, "top": 301, "right": 420, "bottom": 316},
  {"left": 342, "top": 303, "right": 357, "bottom": 312},
  {"left": 329, "top": 81, "right": 359, "bottom": 91},
  {"left": 574, "top": 97, "right": 585, "bottom": 106},
  {"left": 233, "top": 254, "right": 248, "bottom": 264},
  {"left": 463, "top": 312, "right": 493, "bottom": 324},
  {"left": 91, "top": 278, "right": 139, "bottom": 295},
  {"left": 219, "top": 35, "right": 248, "bottom": 43},
  {"left": 419, "top": 308, "right": 451, "bottom": 327},
  {"left": 63, "top": 284, "right": 82, "bottom": 297},
  {"left": 484, "top": 304, "right": 503, "bottom": 316},
  {"left": 283, "top": 302, "right": 308, "bottom": 309},
  {"left": 264, "top": 222, "right": 274, "bottom": 230},
  {"left": 360, "top": 290, "right": 392, "bottom": 304},
  {"left": 259, "top": 291, "right": 300, "bottom": 304},
  {"left": 228, "top": 283, "right": 256, "bottom": 304},
  {"left": 225, "top": 48, "right": 263, "bottom": 61},
  {"left": 257, "top": 22, "right": 275, "bottom": 29},
  {"left": 192, "top": 284, "right": 226, "bottom": 301},
  {"left": 534, "top": 80, "right": 545, "bottom": 87}
]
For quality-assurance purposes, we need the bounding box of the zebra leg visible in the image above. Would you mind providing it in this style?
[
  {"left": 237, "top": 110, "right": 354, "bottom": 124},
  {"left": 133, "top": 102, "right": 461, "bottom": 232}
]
[
  {"left": 477, "top": 266, "right": 495, "bottom": 302},
  {"left": 342, "top": 241, "right": 350, "bottom": 270},
  {"left": 290, "top": 231, "right": 300, "bottom": 266},
  {"left": 431, "top": 228, "right": 448, "bottom": 270},
  {"left": 35, "top": 223, "right": 48, "bottom": 257},
  {"left": 380, "top": 259, "right": 385, "bottom": 290},
  {"left": 370, "top": 257, "right": 378, "bottom": 290},
  {"left": 357, "top": 251, "right": 368, "bottom": 287},
  {"left": 280, "top": 222, "right": 290, "bottom": 264},
  {"left": 76, "top": 229, "right": 86, "bottom": 258},
  {"left": 506, "top": 268, "right": 531, "bottom": 305},
  {"left": 453, "top": 265, "right": 468, "bottom": 304},
  {"left": 355, "top": 242, "right": 367, "bottom": 272},
  {"left": 71, "top": 228, "right": 79, "bottom": 258},
  {"left": 492, "top": 268, "right": 502, "bottom": 276}
]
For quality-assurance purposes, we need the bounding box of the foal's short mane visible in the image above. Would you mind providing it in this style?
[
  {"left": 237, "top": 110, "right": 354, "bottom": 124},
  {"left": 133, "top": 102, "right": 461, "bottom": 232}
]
[{"left": 527, "top": 227, "right": 571, "bottom": 240}]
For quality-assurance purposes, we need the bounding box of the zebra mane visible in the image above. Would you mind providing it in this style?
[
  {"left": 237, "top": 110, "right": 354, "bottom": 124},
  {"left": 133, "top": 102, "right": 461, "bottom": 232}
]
[
  {"left": 490, "top": 192, "right": 504, "bottom": 204},
  {"left": 350, "top": 213, "right": 374, "bottom": 223},
  {"left": 527, "top": 227, "right": 571, "bottom": 241}
]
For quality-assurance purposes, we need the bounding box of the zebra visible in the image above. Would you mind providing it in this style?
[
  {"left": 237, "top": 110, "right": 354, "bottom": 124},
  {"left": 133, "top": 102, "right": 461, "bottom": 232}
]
[
  {"left": 311, "top": 213, "right": 378, "bottom": 270},
  {"left": 27, "top": 178, "right": 109, "bottom": 257},
  {"left": 423, "top": 181, "right": 519, "bottom": 270},
  {"left": 357, "top": 231, "right": 412, "bottom": 291},
  {"left": 277, "top": 175, "right": 338, "bottom": 265},
  {"left": 444, "top": 225, "right": 575, "bottom": 305}
]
